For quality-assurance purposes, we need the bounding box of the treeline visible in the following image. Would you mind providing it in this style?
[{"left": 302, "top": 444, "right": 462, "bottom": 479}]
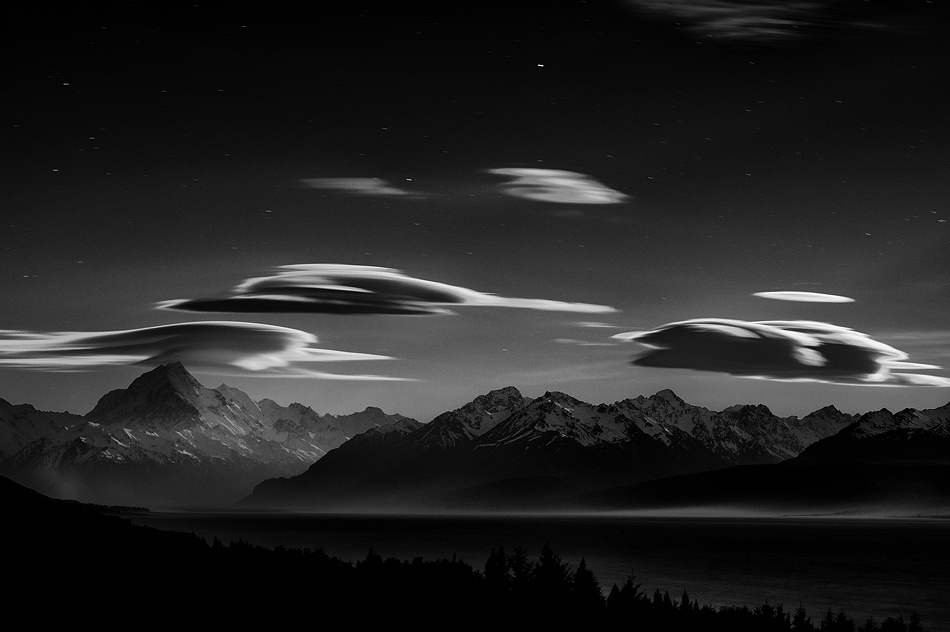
[
  {"left": 11, "top": 499, "right": 927, "bottom": 629},
  {"left": 476, "top": 543, "right": 924, "bottom": 631}
]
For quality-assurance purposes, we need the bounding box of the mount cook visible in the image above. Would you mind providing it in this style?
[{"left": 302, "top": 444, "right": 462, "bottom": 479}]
[{"left": 0, "top": 362, "right": 410, "bottom": 506}]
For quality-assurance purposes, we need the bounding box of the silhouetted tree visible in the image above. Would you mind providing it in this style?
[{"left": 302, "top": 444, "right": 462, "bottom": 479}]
[
  {"left": 822, "top": 610, "right": 838, "bottom": 631},
  {"left": 880, "top": 614, "right": 906, "bottom": 632},
  {"left": 572, "top": 557, "right": 606, "bottom": 611},
  {"left": 607, "top": 583, "right": 622, "bottom": 609},
  {"left": 794, "top": 604, "right": 815, "bottom": 632},
  {"left": 907, "top": 612, "right": 923, "bottom": 632},
  {"left": 821, "top": 609, "right": 856, "bottom": 632},
  {"left": 507, "top": 545, "right": 534, "bottom": 596},
  {"left": 836, "top": 610, "right": 857, "bottom": 632},
  {"left": 607, "top": 572, "right": 645, "bottom": 620},
  {"left": 485, "top": 545, "right": 510, "bottom": 594},
  {"left": 535, "top": 542, "right": 574, "bottom": 606}
]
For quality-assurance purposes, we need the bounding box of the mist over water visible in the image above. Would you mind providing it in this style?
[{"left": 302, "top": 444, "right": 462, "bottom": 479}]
[{"left": 132, "top": 512, "right": 949, "bottom": 629}]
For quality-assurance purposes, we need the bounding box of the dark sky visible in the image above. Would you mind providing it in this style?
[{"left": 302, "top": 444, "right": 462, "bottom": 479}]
[{"left": 2, "top": 1, "right": 949, "bottom": 421}]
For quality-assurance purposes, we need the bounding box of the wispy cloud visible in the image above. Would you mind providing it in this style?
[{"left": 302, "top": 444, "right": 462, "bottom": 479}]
[
  {"left": 613, "top": 318, "right": 950, "bottom": 387},
  {"left": 487, "top": 168, "right": 629, "bottom": 204},
  {"left": 298, "top": 177, "right": 420, "bottom": 197},
  {"left": 753, "top": 291, "right": 855, "bottom": 303},
  {"left": 623, "top": 0, "right": 927, "bottom": 44},
  {"left": 553, "top": 338, "right": 619, "bottom": 347},
  {"left": 158, "top": 264, "right": 618, "bottom": 316},
  {"left": 0, "top": 321, "right": 408, "bottom": 380}
]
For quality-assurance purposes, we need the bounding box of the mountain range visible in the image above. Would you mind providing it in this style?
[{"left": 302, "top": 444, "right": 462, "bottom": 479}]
[
  {"left": 241, "top": 386, "right": 948, "bottom": 514},
  {"left": 0, "top": 362, "right": 410, "bottom": 507},
  {"left": 3, "top": 363, "right": 947, "bottom": 514},
  {"left": 585, "top": 402, "right": 950, "bottom": 516}
]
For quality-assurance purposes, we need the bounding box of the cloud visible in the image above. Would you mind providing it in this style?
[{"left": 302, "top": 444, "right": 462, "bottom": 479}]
[
  {"left": 623, "top": 1, "right": 929, "bottom": 44},
  {"left": 298, "top": 177, "right": 419, "bottom": 197},
  {"left": 613, "top": 318, "right": 950, "bottom": 387},
  {"left": 553, "top": 338, "right": 619, "bottom": 347},
  {"left": 753, "top": 291, "right": 855, "bottom": 303},
  {"left": 576, "top": 321, "right": 624, "bottom": 329},
  {"left": 0, "top": 321, "right": 408, "bottom": 380},
  {"left": 158, "top": 264, "right": 618, "bottom": 316},
  {"left": 487, "top": 168, "right": 629, "bottom": 204}
]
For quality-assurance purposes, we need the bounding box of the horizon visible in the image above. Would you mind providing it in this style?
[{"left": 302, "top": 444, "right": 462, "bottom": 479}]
[{"left": 3, "top": 2, "right": 949, "bottom": 424}]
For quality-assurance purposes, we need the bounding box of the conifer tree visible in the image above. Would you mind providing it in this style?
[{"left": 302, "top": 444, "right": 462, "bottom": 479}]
[
  {"left": 907, "top": 611, "right": 923, "bottom": 632},
  {"left": 507, "top": 545, "right": 534, "bottom": 596},
  {"left": 535, "top": 542, "right": 574, "bottom": 600},
  {"left": 572, "top": 558, "right": 605, "bottom": 611},
  {"left": 794, "top": 604, "right": 814, "bottom": 632},
  {"left": 485, "top": 546, "right": 510, "bottom": 593}
]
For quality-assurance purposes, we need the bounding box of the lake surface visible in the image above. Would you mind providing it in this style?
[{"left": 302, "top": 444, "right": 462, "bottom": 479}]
[{"left": 130, "top": 511, "right": 949, "bottom": 629}]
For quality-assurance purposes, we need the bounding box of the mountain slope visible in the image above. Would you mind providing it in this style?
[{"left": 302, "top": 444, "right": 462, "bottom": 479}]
[
  {"left": 796, "top": 403, "right": 950, "bottom": 464},
  {"left": 0, "top": 363, "right": 410, "bottom": 507},
  {"left": 240, "top": 387, "right": 856, "bottom": 512},
  {"left": 585, "top": 401, "right": 950, "bottom": 516}
]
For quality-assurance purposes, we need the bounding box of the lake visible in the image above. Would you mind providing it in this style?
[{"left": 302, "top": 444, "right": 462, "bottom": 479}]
[{"left": 129, "top": 511, "right": 949, "bottom": 630}]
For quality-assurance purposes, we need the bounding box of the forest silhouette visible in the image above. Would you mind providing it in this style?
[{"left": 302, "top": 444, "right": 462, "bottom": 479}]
[{"left": 6, "top": 475, "right": 926, "bottom": 629}]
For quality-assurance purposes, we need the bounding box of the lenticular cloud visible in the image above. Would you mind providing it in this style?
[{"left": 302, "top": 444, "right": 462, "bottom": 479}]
[
  {"left": 623, "top": 1, "right": 897, "bottom": 44},
  {"left": 753, "top": 291, "right": 854, "bottom": 303},
  {"left": 488, "top": 168, "right": 629, "bottom": 204},
  {"left": 298, "top": 177, "right": 417, "bottom": 197},
  {"left": 0, "top": 321, "right": 407, "bottom": 380},
  {"left": 157, "top": 264, "right": 618, "bottom": 315},
  {"left": 613, "top": 318, "right": 950, "bottom": 386}
]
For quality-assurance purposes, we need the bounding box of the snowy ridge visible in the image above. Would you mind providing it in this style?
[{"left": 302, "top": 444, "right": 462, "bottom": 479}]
[
  {"left": 409, "top": 386, "right": 854, "bottom": 465},
  {"left": 243, "top": 387, "right": 888, "bottom": 512},
  {"left": 796, "top": 401, "right": 950, "bottom": 463},
  {"left": 405, "top": 386, "right": 530, "bottom": 449}
]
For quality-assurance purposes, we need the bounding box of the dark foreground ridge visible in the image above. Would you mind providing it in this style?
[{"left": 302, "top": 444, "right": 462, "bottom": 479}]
[{"left": 5, "top": 475, "right": 924, "bottom": 630}]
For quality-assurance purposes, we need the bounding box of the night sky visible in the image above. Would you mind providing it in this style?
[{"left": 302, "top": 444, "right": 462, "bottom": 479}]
[{"left": 3, "top": 1, "right": 949, "bottom": 422}]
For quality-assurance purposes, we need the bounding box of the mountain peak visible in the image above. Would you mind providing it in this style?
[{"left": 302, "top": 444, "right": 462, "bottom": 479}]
[
  {"left": 724, "top": 403, "right": 774, "bottom": 415},
  {"left": 653, "top": 389, "right": 683, "bottom": 404},
  {"left": 538, "top": 391, "right": 582, "bottom": 406},
  {"left": 468, "top": 387, "right": 528, "bottom": 411},
  {"left": 409, "top": 387, "right": 528, "bottom": 450},
  {"left": 129, "top": 362, "right": 203, "bottom": 395},
  {"left": 484, "top": 386, "right": 523, "bottom": 399},
  {"left": 85, "top": 362, "right": 206, "bottom": 423}
]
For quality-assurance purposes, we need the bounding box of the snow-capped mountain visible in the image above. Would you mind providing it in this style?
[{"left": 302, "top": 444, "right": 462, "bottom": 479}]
[
  {"left": 409, "top": 387, "right": 853, "bottom": 464},
  {"left": 586, "top": 401, "right": 950, "bottom": 516},
  {"left": 0, "top": 363, "right": 411, "bottom": 507},
  {"left": 403, "top": 386, "right": 531, "bottom": 450},
  {"left": 612, "top": 391, "right": 859, "bottom": 464},
  {"left": 0, "top": 401, "right": 84, "bottom": 461},
  {"left": 796, "top": 402, "right": 950, "bottom": 463},
  {"left": 241, "top": 386, "right": 858, "bottom": 511}
]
